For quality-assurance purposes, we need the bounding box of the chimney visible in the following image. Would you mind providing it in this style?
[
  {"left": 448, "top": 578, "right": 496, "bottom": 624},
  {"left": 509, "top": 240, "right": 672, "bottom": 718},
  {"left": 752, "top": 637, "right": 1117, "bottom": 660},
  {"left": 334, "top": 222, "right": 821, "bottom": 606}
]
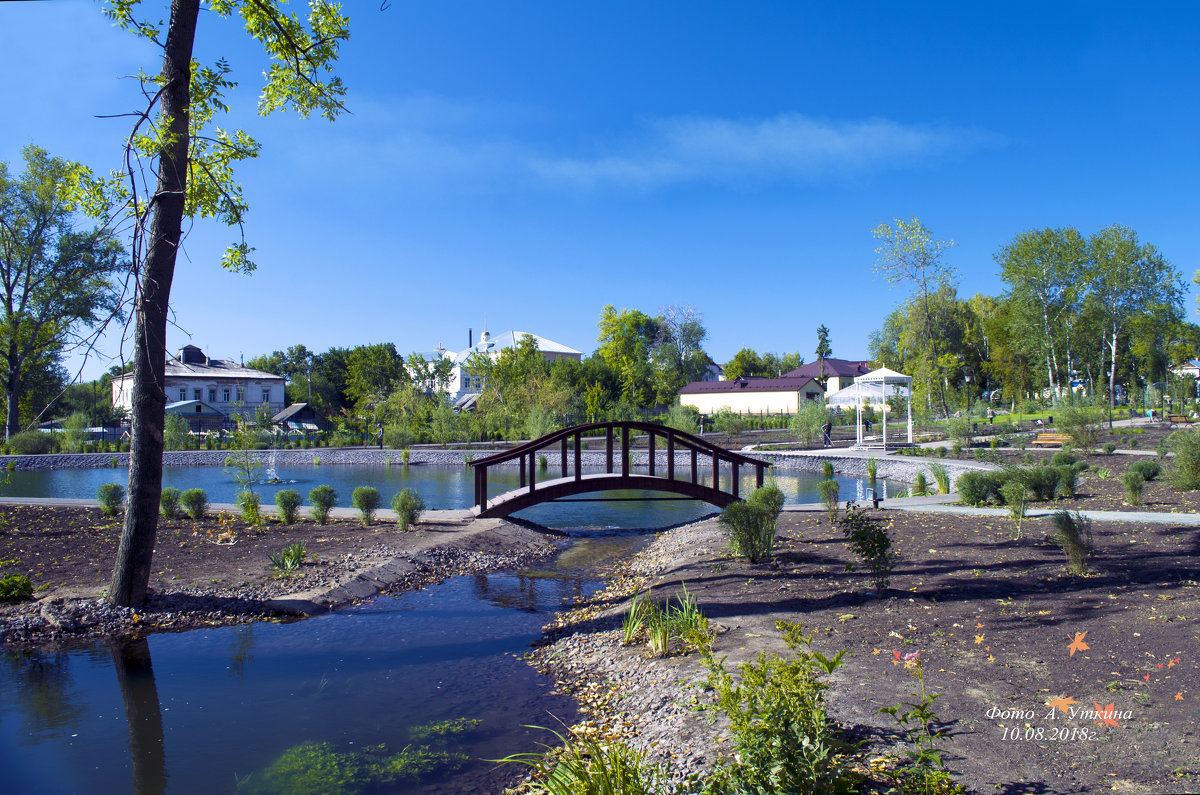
[{"left": 469, "top": 328, "right": 473, "bottom": 348}]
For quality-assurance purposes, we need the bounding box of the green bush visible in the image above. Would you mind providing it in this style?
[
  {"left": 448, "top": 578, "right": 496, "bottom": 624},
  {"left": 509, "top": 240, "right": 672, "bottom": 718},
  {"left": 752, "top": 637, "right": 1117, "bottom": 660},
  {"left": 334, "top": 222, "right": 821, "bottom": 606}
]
[
  {"left": 956, "top": 471, "right": 990, "bottom": 506},
  {"left": 1050, "top": 450, "right": 1076, "bottom": 467},
  {"left": 0, "top": 573, "right": 34, "bottom": 603},
  {"left": 160, "top": 487, "right": 181, "bottom": 519},
  {"left": 97, "top": 483, "right": 124, "bottom": 516},
  {"left": 817, "top": 478, "right": 840, "bottom": 522},
  {"left": 912, "top": 471, "right": 929, "bottom": 497},
  {"left": 497, "top": 728, "right": 667, "bottom": 795},
  {"left": 269, "top": 542, "right": 307, "bottom": 572},
  {"left": 788, "top": 400, "right": 828, "bottom": 446},
  {"left": 1000, "top": 479, "right": 1029, "bottom": 539},
  {"left": 274, "top": 489, "right": 302, "bottom": 524},
  {"left": 1052, "top": 511, "right": 1093, "bottom": 575},
  {"left": 927, "top": 463, "right": 950, "bottom": 494},
  {"left": 720, "top": 485, "right": 785, "bottom": 563},
  {"left": 1102, "top": 442, "right": 1117, "bottom": 455},
  {"left": 822, "top": 460, "right": 834, "bottom": 480},
  {"left": 1025, "top": 466, "right": 1059, "bottom": 501},
  {"left": 310, "top": 485, "right": 338, "bottom": 524},
  {"left": 180, "top": 488, "right": 208, "bottom": 520},
  {"left": 390, "top": 488, "right": 425, "bottom": 530},
  {"left": 947, "top": 417, "right": 972, "bottom": 449},
  {"left": 352, "top": 486, "right": 381, "bottom": 525},
  {"left": 1122, "top": 470, "right": 1145, "bottom": 506},
  {"left": 1054, "top": 465, "right": 1079, "bottom": 498},
  {"left": 236, "top": 490, "right": 262, "bottom": 524},
  {"left": 839, "top": 504, "right": 897, "bottom": 594},
  {"left": 1129, "top": 459, "right": 1161, "bottom": 482},
  {"left": 1058, "top": 404, "right": 1101, "bottom": 450},
  {"left": 1169, "top": 429, "right": 1200, "bottom": 490},
  {"left": 8, "top": 430, "right": 54, "bottom": 455}
]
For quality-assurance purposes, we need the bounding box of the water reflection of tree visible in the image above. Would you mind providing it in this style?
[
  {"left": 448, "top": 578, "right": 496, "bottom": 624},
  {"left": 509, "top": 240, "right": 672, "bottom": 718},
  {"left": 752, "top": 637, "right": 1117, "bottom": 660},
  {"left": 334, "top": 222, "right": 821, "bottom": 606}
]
[
  {"left": 470, "top": 573, "right": 584, "bottom": 612},
  {"left": 2, "top": 650, "right": 85, "bottom": 742},
  {"left": 228, "top": 625, "right": 255, "bottom": 678},
  {"left": 110, "top": 638, "right": 166, "bottom": 795}
]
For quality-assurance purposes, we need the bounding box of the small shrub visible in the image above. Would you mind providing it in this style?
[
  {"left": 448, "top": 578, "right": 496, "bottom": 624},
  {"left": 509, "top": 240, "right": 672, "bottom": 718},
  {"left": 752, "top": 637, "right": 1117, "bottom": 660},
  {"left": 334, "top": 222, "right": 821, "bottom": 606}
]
[
  {"left": 1025, "top": 465, "right": 1059, "bottom": 501},
  {"left": 538, "top": 454, "right": 548, "bottom": 471},
  {"left": 822, "top": 460, "right": 834, "bottom": 480},
  {"left": 912, "top": 471, "right": 929, "bottom": 497},
  {"left": 1157, "top": 439, "right": 1170, "bottom": 460},
  {"left": 817, "top": 478, "right": 840, "bottom": 522},
  {"left": 1050, "top": 450, "right": 1076, "bottom": 467},
  {"left": 1129, "top": 459, "right": 1160, "bottom": 482},
  {"left": 0, "top": 573, "right": 34, "bottom": 603},
  {"left": 839, "top": 504, "right": 897, "bottom": 595},
  {"left": 1169, "top": 429, "right": 1200, "bottom": 489},
  {"left": 1058, "top": 404, "right": 1101, "bottom": 449},
  {"left": 391, "top": 488, "right": 425, "bottom": 530},
  {"left": 1122, "top": 470, "right": 1145, "bottom": 506},
  {"left": 877, "top": 655, "right": 960, "bottom": 795},
  {"left": 352, "top": 486, "right": 381, "bottom": 525},
  {"left": 720, "top": 485, "right": 784, "bottom": 563},
  {"left": 1000, "top": 479, "right": 1029, "bottom": 539},
  {"left": 159, "top": 487, "right": 181, "bottom": 519},
  {"left": 1102, "top": 442, "right": 1117, "bottom": 455},
  {"left": 955, "top": 471, "right": 990, "bottom": 506},
  {"left": 951, "top": 441, "right": 963, "bottom": 458},
  {"left": 309, "top": 485, "right": 338, "bottom": 524},
  {"left": 236, "top": 490, "right": 262, "bottom": 524},
  {"left": 1052, "top": 510, "right": 1093, "bottom": 575},
  {"left": 866, "top": 457, "right": 878, "bottom": 486},
  {"left": 937, "top": 446, "right": 948, "bottom": 458},
  {"left": 274, "top": 489, "right": 302, "bottom": 524},
  {"left": 180, "top": 488, "right": 208, "bottom": 520},
  {"left": 1054, "top": 465, "right": 1079, "bottom": 498},
  {"left": 97, "top": 483, "right": 124, "bottom": 517},
  {"left": 8, "top": 430, "right": 54, "bottom": 456},
  {"left": 269, "top": 542, "right": 307, "bottom": 573},
  {"left": 401, "top": 447, "right": 411, "bottom": 466}
]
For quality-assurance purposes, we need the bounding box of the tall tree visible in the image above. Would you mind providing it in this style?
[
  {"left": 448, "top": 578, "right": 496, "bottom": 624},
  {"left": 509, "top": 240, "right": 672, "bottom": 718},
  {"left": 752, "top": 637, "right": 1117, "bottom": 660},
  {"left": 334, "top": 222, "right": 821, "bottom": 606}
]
[
  {"left": 344, "top": 343, "right": 405, "bottom": 413},
  {"left": 0, "top": 145, "right": 123, "bottom": 438},
  {"left": 873, "top": 217, "right": 957, "bottom": 418},
  {"left": 596, "top": 305, "right": 659, "bottom": 405},
  {"left": 92, "top": 0, "right": 350, "bottom": 607},
  {"left": 815, "top": 324, "right": 832, "bottom": 360},
  {"left": 1087, "top": 225, "right": 1184, "bottom": 422}
]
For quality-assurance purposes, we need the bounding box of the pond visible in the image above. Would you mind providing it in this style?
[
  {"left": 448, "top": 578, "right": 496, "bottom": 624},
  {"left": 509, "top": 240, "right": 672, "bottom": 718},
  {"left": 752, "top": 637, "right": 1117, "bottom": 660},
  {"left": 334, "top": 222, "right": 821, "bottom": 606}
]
[
  {"left": 0, "top": 464, "right": 905, "bottom": 528},
  {"left": 0, "top": 533, "right": 650, "bottom": 794}
]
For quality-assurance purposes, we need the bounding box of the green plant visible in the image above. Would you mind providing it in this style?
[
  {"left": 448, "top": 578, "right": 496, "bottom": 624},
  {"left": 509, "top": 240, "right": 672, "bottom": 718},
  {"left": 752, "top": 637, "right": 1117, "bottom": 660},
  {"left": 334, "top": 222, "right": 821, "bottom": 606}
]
[
  {"left": 789, "top": 399, "right": 828, "bottom": 446},
  {"left": 713, "top": 408, "right": 748, "bottom": 441},
  {"left": 700, "top": 621, "right": 857, "bottom": 794},
  {"left": 662, "top": 402, "right": 700, "bottom": 435},
  {"left": 352, "top": 486, "right": 381, "bottom": 525},
  {"left": 1122, "top": 470, "right": 1145, "bottom": 506},
  {"left": 236, "top": 489, "right": 262, "bottom": 524},
  {"left": 1025, "top": 465, "right": 1059, "bottom": 501},
  {"left": 180, "top": 488, "right": 208, "bottom": 520},
  {"left": 912, "top": 471, "right": 929, "bottom": 496},
  {"left": 495, "top": 726, "right": 668, "bottom": 795},
  {"left": 1054, "top": 465, "right": 1079, "bottom": 498},
  {"left": 1169, "top": 428, "right": 1200, "bottom": 489},
  {"left": 937, "top": 446, "right": 947, "bottom": 458},
  {"left": 839, "top": 504, "right": 897, "bottom": 595},
  {"left": 224, "top": 415, "right": 263, "bottom": 499},
  {"left": 163, "top": 413, "right": 191, "bottom": 451},
  {"left": 866, "top": 457, "right": 878, "bottom": 486},
  {"left": 1102, "top": 442, "right": 1117, "bottom": 455},
  {"left": 999, "top": 479, "right": 1029, "bottom": 539},
  {"left": 955, "top": 471, "right": 990, "bottom": 506},
  {"left": 1157, "top": 439, "right": 1171, "bottom": 459},
  {"left": 877, "top": 653, "right": 963, "bottom": 794},
  {"left": 312, "top": 454, "right": 321, "bottom": 466},
  {"left": 538, "top": 454, "right": 548, "bottom": 470},
  {"left": 1095, "top": 467, "right": 1111, "bottom": 480},
  {"left": 817, "top": 478, "right": 840, "bottom": 522},
  {"left": 159, "top": 487, "right": 181, "bottom": 519},
  {"left": 1129, "top": 459, "right": 1161, "bottom": 482},
  {"left": 946, "top": 417, "right": 971, "bottom": 449},
  {"left": 407, "top": 717, "right": 481, "bottom": 742},
  {"left": 1052, "top": 510, "right": 1094, "bottom": 575},
  {"left": 390, "top": 488, "right": 425, "bottom": 530},
  {"left": 401, "top": 447, "right": 411, "bottom": 466},
  {"left": 268, "top": 541, "right": 307, "bottom": 572},
  {"left": 719, "top": 485, "right": 784, "bottom": 563},
  {"left": 97, "top": 482, "right": 124, "bottom": 517},
  {"left": 274, "top": 489, "right": 302, "bottom": 524},
  {"left": 822, "top": 459, "right": 834, "bottom": 480},
  {"left": 0, "top": 573, "right": 34, "bottom": 603},
  {"left": 622, "top": 588, "right": 649, "bottom": 645},
  {"left": 1050, "top": 450, "right": 1076, "bottom": 467},
  {"left": 950, "top": 440, "right": 963, "bottom": 457},
  {"left": 246, "top": 740, "right": 464, "bottom": 794},
  {"left": 309, "top": 485, "right": 338, "bottom": 524},
  {"left": 61, "top": 411, "right": 91, "bottom": 452},
  {"left": 643, "top": 584, "right": 710, "bottom": 657},
  {"left": 927, "top": 463, "right": 950, "bottom": 494},
  {"left": 1057, "top": 404, "right": 1101, "bottom": 450}
]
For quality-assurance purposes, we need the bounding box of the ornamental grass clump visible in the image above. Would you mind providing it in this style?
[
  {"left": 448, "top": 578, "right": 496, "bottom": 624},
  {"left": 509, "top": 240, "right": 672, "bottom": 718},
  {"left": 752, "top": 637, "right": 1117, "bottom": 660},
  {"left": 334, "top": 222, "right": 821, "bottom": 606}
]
[
  {"left": 1052, "top": 510, "right": 1093, "bottom": 575},
  {"left": 817, "top": 478, "right": 840, "bottom": 522},
  {"left": 495, "top": 726, "right": 668, "bottom": 795},
  {"left": 1054, "top": 465, "right": 1079, "bottom": 499},
  {"left": 309, "top": 485, "right": 337, "bottom": 524},
  {"left": 911, "top": 471, "right": 929, "bottom": 497},
  {"left": 97, "top": 483, "right": 124, "bottom": 517},
  {"left": 269, "top": 542, "right": 307, "bottom": 573},
  {"left": 1122, "top": 470, "right": 1145, "bottom": 506},
  {"left": 236, "top": 490, "right": 262, "bottom": 525},
  {"left": 352, "top": 486, "right": 381, "bottom": 525},
  {"left": 159, "top": 487, "right": 181, "bottom": 519},
  {"left": 180, "top": 488, "right": 208, "bottom": 520},
  {"left": 1129, "top": 459, "right": 1161, "bottom": 482},
  {"left": 927, "top": 463, "right": 950, "bottom": 495},
  {"left": 1168, "top": 428, "right": 1200, "bottom": 489},
  {"left": 719, "top": 484, "right": 784, "bottom": 563},
  {"left": 274, "top": 489, "right": 302, "bottom": 524},
  {"left": 391, "top": 488, "right": 425, "bottom": 530}
]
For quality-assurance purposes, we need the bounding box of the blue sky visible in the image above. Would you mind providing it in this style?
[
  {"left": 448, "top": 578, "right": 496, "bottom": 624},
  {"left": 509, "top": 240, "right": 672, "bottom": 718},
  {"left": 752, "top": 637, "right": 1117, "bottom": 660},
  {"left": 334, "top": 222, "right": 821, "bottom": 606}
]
[{"left": 3, "top": 1, "right": 1198, "bottom": 381}]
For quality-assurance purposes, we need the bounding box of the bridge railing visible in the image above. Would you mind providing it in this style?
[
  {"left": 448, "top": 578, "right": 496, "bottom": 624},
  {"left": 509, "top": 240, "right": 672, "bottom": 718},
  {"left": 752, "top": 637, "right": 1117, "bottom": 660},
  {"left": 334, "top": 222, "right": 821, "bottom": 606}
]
[{"left": 469, "top": 420, "right": 769, "bottom": 512}]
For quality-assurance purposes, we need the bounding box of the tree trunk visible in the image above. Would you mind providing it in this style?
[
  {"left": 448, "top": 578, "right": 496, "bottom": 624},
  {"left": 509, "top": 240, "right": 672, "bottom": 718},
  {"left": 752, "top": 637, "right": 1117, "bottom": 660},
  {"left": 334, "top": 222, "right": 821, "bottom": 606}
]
[
  {"left": 1108, "top": 322, "right": 1119, "bottom": 429},
  {"left": 108, "top": 0, "right": 199, "bottom": 608}
]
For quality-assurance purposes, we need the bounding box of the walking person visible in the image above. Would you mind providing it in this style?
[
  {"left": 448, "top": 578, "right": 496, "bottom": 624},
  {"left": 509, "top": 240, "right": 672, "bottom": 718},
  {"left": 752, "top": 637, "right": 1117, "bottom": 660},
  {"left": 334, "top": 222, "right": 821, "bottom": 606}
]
[{"left": 822, "top": 421, "right": 832, "bottom": 448}]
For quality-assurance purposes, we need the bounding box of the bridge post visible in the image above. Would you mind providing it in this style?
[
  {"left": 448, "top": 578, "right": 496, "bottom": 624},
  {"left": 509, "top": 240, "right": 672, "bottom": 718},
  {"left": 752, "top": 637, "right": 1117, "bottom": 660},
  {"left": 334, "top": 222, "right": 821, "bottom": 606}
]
[
  {"left": 756, "top": 464, "right": 764, "bottom": 489},
  {"left": 648, "top": 431, "right": 656, "bottom": 477},
  {"left": 732, "top": 461, "right": 740, "bottom": 498},
  {"left": 712, "top": 451, "right": 719, "bottom": 490},
  {"left": 529, "top": 451, "right": 537, "bottom": 492},
  {"left": 622, "top": 426, "right": 630, "bottom": 478},
  {"left": 605, "top": 426, "right": 613, "bottom": 473},
  {"left": 560, "top": 437, "right": 567, "bottom": 478},
  {"left": 574, "top": 432, "right": 582, "bottom": 481},
  {"left": 690, "top": 448, "right": 697, "bottom": 484},
  {"left": 667, "top": 433, "right": 675, "bottom": 481},
  {"left": 519, "top": 455, "right": 526, "bottom": 488}
]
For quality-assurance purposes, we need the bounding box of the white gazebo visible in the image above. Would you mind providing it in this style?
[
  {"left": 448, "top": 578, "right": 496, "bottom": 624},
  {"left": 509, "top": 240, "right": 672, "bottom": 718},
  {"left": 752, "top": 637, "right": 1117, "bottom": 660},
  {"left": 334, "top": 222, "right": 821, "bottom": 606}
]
[{"left": 825, "top": 367, "right": 913, "bottom": 449}]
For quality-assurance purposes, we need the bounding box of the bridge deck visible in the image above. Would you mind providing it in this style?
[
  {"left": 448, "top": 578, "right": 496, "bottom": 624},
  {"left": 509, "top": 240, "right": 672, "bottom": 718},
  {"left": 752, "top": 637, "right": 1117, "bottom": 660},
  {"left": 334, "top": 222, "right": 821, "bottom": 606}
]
[{"left": 473, "top": 471, "right": 741, "bottom": 518}]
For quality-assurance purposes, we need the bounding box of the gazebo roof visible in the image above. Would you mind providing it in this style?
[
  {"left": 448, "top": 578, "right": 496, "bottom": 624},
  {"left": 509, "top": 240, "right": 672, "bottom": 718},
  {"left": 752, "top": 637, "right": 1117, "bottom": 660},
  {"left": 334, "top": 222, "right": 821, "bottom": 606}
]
[{"left": 854, "top": 367, "right": 911, "bottom": 384}]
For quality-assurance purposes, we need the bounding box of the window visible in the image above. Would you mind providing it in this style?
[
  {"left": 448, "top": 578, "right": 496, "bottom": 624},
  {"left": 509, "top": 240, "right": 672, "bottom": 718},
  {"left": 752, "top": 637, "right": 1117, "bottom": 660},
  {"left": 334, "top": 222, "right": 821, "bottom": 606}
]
[
  {"left": 262, "top": 388, "right": 271, "bottom": 403},
  {"left": 236, "top": 389, "right": 243, "bottom": 402},
  {"left": 806, "top": 392, "right": 818, "bottom": 400},
  {"left": 222, "top": 388, "right": 231, "bottom": 402},
  {"left": 178, "top": 388, "right": 186, "bottom": 401},
  {"left": 208, "top": 389, "right": 216, "bottom": 402},
  {"left": 193, "top": 389, "right": 201, "bottom": 401}
]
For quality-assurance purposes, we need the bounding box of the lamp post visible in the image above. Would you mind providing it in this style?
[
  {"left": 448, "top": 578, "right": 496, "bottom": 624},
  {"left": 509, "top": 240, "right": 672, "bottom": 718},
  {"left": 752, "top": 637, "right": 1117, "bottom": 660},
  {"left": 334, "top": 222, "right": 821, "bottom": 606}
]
[{"left": 964, "top": 374, "right": 971, "bottom": 418}]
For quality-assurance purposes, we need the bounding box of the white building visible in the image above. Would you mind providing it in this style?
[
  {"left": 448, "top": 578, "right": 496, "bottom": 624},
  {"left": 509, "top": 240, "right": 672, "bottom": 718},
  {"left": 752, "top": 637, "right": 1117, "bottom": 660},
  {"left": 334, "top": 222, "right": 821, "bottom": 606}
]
[
  {"left": 423, "top": 328, "right": 582, "bottom": 407},
  {"left": 111, "top": 345, "right": 286, "bottom": 422}
]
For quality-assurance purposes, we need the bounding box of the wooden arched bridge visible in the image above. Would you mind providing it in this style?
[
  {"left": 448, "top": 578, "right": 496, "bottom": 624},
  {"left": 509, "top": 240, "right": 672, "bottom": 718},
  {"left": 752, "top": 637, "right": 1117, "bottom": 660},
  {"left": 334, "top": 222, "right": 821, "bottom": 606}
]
[{"left": 470, "top": 421, "right": 770, "bottom": 518}]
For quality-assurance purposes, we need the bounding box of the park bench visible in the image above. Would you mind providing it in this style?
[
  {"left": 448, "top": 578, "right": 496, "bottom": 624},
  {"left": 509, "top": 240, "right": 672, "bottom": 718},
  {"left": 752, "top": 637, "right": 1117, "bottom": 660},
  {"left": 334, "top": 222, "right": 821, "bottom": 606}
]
[
  {"left": 1031, "top": 433, "right": 1071, "bottom": 447},
  {"left": 1169, "top": 414, "right": 1193, "bottom": 425}
]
